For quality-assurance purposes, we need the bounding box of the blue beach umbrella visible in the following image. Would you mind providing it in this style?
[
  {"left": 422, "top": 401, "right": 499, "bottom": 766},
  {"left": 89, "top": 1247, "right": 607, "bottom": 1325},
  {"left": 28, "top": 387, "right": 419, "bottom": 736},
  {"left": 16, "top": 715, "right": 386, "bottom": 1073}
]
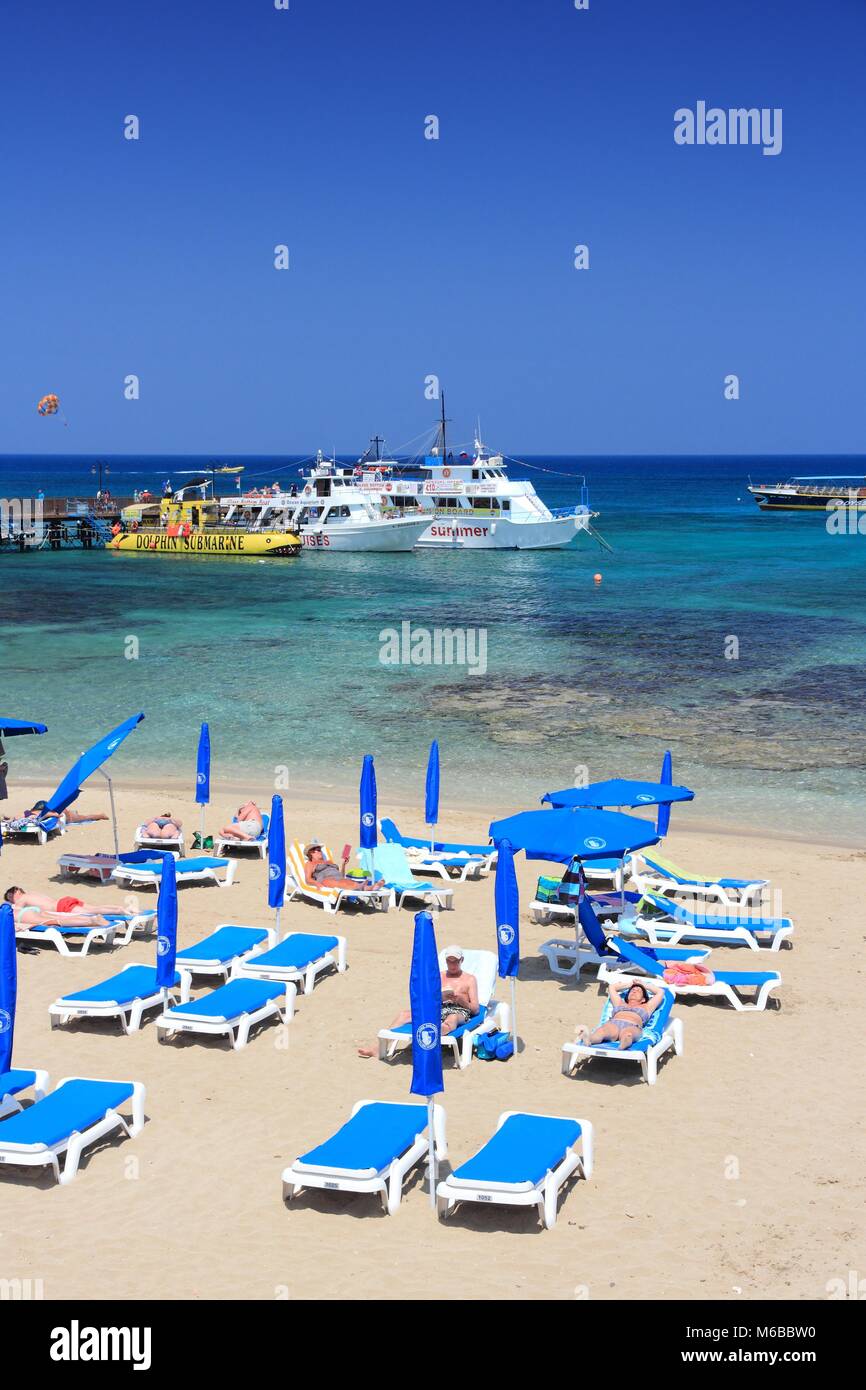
[
  {"left": 195, "top": 723, "right": 211, "bottom": 843},
  {"left": 0, "top": 717, "right": 47, "bottom": 737},
  {"left": 44, "top": 711, "right": 144, "bottom": 856},
  {"left": 541, "top": 776, "right": 694, "bottom": 812},
  {"left": 0, "top": 903, "right": 17, "bottom": 1076},
  {"left": 409, "top": 910, "right": 443, "bottom": 1208},
  {"left": 155, "top": 853, "right": 178, "bottom": 995},
  {"left": 494, "top": 839, "right": 520, "bottom": 1057},
  {"left": 359, "top": 754, "right": 377, "bottom": 851},
  {"left": 268, "top": 794, "right": 287, "bottom": 933},
  {"left": 488, "top": 807, "right": 660, "bottom": 864},
  {"left": 425, "top": 740, "right": 440, "bottom": 847},
  {"left": 656, "top": 751, "right": 674, "bottom": 838}
]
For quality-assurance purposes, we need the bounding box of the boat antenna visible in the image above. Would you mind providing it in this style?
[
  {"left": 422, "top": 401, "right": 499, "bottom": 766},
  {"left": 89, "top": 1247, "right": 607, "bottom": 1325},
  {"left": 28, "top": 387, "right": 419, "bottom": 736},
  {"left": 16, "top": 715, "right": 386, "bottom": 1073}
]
[
  {"left": 370, "top": 434, "right": 384, "bottom": 462},
  {"left": 438, "top": 389, "right": 450, "bottom": 463}
]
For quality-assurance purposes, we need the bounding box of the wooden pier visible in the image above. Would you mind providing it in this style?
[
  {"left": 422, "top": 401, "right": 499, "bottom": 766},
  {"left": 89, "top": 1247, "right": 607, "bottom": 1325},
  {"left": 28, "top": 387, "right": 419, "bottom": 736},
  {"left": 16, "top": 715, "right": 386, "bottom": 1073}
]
[{"left": 0, "top": 496, "right": 135, "bottom": 551}]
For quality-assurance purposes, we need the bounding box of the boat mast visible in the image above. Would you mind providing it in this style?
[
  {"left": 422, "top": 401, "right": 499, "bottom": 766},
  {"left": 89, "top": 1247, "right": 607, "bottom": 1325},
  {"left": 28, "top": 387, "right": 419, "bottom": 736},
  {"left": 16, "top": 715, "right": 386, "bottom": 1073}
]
[{"left": 439, "top": 390, "right": 449, "bottom": 464}]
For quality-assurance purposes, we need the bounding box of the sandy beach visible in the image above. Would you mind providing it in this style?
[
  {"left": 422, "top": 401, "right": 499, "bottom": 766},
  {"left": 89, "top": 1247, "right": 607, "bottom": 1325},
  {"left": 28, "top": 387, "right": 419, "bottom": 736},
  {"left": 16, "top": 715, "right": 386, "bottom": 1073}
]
[{"left": 1, "top": 777, "right": 862, "bottom": 1303}]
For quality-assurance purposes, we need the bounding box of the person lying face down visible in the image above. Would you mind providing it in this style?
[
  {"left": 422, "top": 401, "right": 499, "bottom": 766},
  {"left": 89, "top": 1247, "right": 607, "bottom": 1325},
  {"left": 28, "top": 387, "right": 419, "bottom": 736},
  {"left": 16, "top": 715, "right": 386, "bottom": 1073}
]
[
  {"left": 217, "top": 800, "right": 264, "bottom": 841},
  {"left": 3, "top": 886, "right": 130, "bottom": 930},
  {"left": 141, "top": 811, "right": 183, "bottom": 840},
  {"left": 575, "top": 979, "right": 667, "bottom": 1052},
  {"left": 357, "top": 945, "right": 479, "bottom": 1057}
]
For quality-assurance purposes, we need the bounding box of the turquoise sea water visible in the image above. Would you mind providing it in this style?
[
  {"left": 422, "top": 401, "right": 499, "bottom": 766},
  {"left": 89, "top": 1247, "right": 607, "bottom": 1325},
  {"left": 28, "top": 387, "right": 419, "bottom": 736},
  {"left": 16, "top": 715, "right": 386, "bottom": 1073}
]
[{"left": 3, "top": 454, "right": 866, "bottom": 840}]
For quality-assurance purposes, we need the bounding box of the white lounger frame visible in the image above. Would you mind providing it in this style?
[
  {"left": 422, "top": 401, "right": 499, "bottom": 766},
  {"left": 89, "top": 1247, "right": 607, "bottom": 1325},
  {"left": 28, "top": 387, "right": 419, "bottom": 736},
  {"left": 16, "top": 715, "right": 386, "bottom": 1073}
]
[
  {"left": 629, "top": 853, "right": 767, "bottom": 911},
  {"left": 0, "top": 1076, "right": 146, "bottom": 1185},
  {"left": 213, "top": 828, "right": 267, "bottom": 859},
  {"left": 561, "top": 1016, "right": 683, "bottom": 1086},
  {"left": 0, "top": 1069, "right": 50, "bottom": 1120},
  {"left": 436, "top": 1110, "right": 593, "bottom": 1230},
  {"left": 0, "top": 818, "right": 66, "bottom": 847},
  {"left": 49, "top": 966, "right": 191, "bottom": 1034},
  {"left": 235, "top": 934, "right": 347, "bottom": 995},
  {"left": 377, "top": 948, "right": 508, "bottom": 1069},
  {"left": 597, "top": 961, "right": 781, "bottom": 1012},
  {"left": 156, "top": 982, "right": 296, "bottom": 1050},
  {"left": 282, "top": 1099, "right": 447, "bottom": 1215},
  {"left": 401, "top": 847, "right": 494, "bottom": 883},
  {"left": 111, "top": 859, "right": 237, "bottom": 890},
  {"left": 177, "top": 924, "right": 278, "bottom": 981},
  {"left": 16, "top": 910, "right": 156, "bottom": 957},
  {"left": 620, "top": 914, "right": 793, "bottom": 953}
]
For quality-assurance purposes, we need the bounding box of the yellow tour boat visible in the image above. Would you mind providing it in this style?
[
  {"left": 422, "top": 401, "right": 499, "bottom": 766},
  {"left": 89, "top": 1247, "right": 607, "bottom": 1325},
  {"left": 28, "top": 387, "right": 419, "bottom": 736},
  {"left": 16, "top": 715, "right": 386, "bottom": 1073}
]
[{"left": 109, "top": 495, "right": 301, "bottom": 558}]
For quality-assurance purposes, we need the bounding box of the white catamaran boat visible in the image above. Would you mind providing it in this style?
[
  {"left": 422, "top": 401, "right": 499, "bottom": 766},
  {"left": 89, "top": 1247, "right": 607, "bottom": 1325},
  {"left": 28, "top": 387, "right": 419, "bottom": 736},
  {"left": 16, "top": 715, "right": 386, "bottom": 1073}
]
[
  {"left": 355, "top": 399, "right": 596, "bottom": 550},
  {"left": 220, "top": 451, "right": 430, "bottom": 552}
]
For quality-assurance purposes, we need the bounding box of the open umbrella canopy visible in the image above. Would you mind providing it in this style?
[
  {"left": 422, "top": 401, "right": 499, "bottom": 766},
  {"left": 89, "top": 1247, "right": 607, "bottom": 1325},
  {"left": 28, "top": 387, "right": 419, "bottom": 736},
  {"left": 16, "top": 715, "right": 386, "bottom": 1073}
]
[
  {"left": 0, "top": 717, "right": 47, "bottom": 737},
  {"left": 489, "top": 807, "right": 660, "bottom": 864},
  {"left": 44, "top": 712, "right": 144, "bottom": 814},
  {"left": 541, "top": 778, "right": 694, "bottom": 810}
]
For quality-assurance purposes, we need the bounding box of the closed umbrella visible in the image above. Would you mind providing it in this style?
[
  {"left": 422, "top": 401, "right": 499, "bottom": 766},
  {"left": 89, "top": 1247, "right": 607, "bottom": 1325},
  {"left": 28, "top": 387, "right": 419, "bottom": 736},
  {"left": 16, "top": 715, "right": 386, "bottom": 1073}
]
[
  {"left": 267, "top": 794, "right": 287, "bottom": 934},
  {"left": 409, "top": 910, "right": 443, "bottom": 1208},
  {"left": 195, "top": 723, "right": 211, "bottom": 846},
  {"left": 494, "top": 838, "right": 520, "bottom": 1057},
  {"left": 359, "top": 754, "right": 377, "bottom": 851}
]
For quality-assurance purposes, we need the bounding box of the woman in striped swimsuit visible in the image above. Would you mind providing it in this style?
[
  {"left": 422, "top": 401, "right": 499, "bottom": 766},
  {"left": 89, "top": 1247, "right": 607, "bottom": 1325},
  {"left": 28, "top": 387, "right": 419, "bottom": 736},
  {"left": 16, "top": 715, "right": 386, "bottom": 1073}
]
[{"left": 576, "top": 980, "right": 666, "bottom": 1051}]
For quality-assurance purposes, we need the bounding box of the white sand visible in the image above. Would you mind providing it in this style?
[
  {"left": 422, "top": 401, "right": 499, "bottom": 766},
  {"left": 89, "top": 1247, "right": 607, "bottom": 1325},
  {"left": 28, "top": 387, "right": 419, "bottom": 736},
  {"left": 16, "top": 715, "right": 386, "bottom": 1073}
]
[{"left": 1, "top": 781, "right": 863, "bottom": 1301}]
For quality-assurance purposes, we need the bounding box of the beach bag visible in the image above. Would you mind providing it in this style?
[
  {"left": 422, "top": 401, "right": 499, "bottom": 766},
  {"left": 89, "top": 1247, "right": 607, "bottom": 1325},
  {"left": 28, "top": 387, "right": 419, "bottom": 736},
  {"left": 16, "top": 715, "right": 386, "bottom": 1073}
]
[{"left": 474, "top": 1031, "right": 513, "bottom": 1061}]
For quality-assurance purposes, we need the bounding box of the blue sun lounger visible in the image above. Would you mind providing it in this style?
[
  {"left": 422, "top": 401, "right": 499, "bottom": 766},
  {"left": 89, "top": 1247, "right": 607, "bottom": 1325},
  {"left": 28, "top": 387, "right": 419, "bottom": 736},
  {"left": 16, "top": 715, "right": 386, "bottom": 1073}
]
[
  {"left": 561, "top": 987, "right": 681, "bottom": 1085},
  {"left": 110, "top": 854, "right": 237, "bottom": 889},
  {"left": 436, "top": 1111, "right": 593, "bottom": 1229},
  {"left": 48, "top": 964, "right": 189, "bottom": 1033},
  {"left": 214, "top": 812, "right": 270, "bottom": 859},
  {"left": 0, "top": 1068, "right": 50, "bottom": 1120},
  {"left": 0, "top": 1076, "right": 145, "bottom": 1184},
  {"left": 15, "top": 909, "right": 156, "bottom": 957},
  {"left": 621, "top": 891, "right": 794, "bottom": 952},
  {"left": 176, "top": 924, "right": 277, "bottom": 981},
  {"left": 540, "top": 896, "right": 710, "bottom": 980},
  {"left": 379, "top": 818, "right": 495, "bottom": 881},
  {"left": 282, "top": 1099, "right": 448, "bottom": 1215},
  {"left": 377, "top": 949, "right": 507, "bottom": 1069},
  {"left": 236, "top": 931, "right": 346, "bottom": 995},
  {"left": 358, "top": 845, "right": 453, "bottom": 911},
  {"left": 598, "top": 936, "right": 782, "bottom": 1011},
  {"left": 156, "top": 978, "right": 296, "bottom": 1049}
]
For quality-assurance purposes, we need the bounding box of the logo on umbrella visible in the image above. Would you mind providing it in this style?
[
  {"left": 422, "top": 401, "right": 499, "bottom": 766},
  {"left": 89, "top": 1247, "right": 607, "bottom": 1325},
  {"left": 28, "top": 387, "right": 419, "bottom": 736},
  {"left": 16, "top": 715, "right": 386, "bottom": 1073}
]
[
  {"left": 269, "top": 863, "right": 282, "bottom": 880},
  {"left": 0, "top": 1008, "right": 10, "bottom": 1034},
  {"left": 157, "top": 935, "right": 171, "bottom": 956},
  {"left": 415, "top": 1022, "right": 439, "bottom": 1051},
  {"left": 361, "top": 812, "right": 375, "bottom": 827},
  {"left": 196, "top": 772, "right": 206, "bottom": 785},
  {"left": 584, "top": 836, "right": 606, "bottom": 850},
  {"left": 636, "top": 794, "right": 653, "bottom": 803},
  {"left": 498, "top": 924, "right": 515, "bottom": 946}
]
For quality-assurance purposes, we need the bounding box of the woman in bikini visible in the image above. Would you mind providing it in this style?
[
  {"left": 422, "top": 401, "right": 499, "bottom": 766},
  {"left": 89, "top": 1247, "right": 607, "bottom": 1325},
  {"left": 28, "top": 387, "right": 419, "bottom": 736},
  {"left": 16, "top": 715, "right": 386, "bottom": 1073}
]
[
  {"left": 141, "top": 811, "right": 183, "bottom": 840},
  {"left": 576, "top": 980, "right": 667, "bottom": 1051}
]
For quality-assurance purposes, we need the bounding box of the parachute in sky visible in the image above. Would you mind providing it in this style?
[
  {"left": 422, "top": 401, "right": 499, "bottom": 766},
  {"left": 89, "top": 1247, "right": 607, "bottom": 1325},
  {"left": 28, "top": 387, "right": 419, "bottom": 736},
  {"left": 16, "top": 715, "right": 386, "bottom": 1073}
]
[{"left": 37, "top": 393, "right": 60, "bottom": 416}]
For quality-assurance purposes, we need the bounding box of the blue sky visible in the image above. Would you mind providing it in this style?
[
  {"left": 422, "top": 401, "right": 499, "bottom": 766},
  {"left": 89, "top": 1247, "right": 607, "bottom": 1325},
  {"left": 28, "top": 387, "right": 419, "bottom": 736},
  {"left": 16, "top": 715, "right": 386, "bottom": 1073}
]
[{"left": 1, "top": 0, "right": 864, "bottom": 455}]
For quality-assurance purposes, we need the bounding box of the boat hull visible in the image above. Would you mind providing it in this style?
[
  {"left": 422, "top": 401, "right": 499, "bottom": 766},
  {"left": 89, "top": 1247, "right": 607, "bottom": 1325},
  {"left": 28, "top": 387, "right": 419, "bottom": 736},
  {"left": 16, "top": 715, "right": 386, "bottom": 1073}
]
[
  {"left": 414, "top": 513, "right": 588, "bottom": 550},
  {"left": 109, "top": 530, "right": 301, "bottom": 557},
  {"left": 298, "top": 517, "right": 430, "bottom": 552}
]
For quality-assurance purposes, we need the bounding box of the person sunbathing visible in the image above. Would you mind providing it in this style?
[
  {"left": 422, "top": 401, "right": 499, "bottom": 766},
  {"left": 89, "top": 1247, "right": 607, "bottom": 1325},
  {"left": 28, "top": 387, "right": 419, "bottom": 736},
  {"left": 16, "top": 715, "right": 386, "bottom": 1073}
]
[
  {"left": 3, "top": 886, "right": 129, "bottom": 930},
  {"left": 575, "top": 980, "right": 667, "bottom": 1051},
  {"left": 217, "top": 800, "right": 264, "bottom": 841},
  {"left": 358, "top": 946, "right": 478, "bottom": 1057},
  {"left": 141, "top": 812, "right": 183, "bottom": 840},
  {"left": 304, "top": 841, "right": 384, "bottom": 891},
  {"left": 21, "top": 800, "right": 108, "bottom": 826}
]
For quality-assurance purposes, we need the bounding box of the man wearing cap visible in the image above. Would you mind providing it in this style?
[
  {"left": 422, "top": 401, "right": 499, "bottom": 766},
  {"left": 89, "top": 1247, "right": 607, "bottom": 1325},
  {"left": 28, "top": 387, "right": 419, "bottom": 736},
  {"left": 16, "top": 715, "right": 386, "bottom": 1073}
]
[{"left": 358, "top": 946, "right": 478, "bottom": 1056}]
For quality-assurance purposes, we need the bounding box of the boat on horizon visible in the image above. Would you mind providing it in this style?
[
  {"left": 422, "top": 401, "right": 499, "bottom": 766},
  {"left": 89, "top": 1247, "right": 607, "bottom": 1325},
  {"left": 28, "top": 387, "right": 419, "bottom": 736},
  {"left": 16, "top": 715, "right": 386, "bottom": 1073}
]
[{"left": 747, "top": 474, "right": 866, "bottom": 511}]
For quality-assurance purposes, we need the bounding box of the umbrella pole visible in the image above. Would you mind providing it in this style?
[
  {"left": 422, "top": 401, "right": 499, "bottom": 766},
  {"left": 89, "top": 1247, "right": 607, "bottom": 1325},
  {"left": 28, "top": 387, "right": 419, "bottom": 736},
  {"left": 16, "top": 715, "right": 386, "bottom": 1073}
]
[
  {"left": 100, "top": 768, "right": 119, "bottom": 858},
  {"left": 275, "top": 905, "right": 281, "bottom": 937},
  {"left": 510, "top": 976, "right": 518, "bottom": 1055},
  {"left": 620, "top": 856, "right": 625, "bottom": 914},
  {"left": 427, "top": 1097, "right": 437, "bottom": 1208},
  {"left": 200, "top": 805, "right": 206, "bottom": 846}
]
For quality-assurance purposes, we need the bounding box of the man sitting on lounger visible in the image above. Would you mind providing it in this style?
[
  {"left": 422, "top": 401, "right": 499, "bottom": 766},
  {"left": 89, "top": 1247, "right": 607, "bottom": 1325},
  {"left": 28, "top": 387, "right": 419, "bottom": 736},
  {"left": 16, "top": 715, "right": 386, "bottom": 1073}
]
[
  {"left": 217, "top": 800, "right": 264, "bottom": 841},
  {"left": 141, "top": 811, "right": 183, "bottom": 840},
  {"left": 3, "top": 886, "right": 129, "bottom": 930},
  {"left": 304, "top": 839, "right": 385, "bottom": 891},
  {"left": 358, "top": 945, "right": 478, "bottom": 1057},
  {"left": 575, "top": 980, "right": 667, "bottom": 1051}
]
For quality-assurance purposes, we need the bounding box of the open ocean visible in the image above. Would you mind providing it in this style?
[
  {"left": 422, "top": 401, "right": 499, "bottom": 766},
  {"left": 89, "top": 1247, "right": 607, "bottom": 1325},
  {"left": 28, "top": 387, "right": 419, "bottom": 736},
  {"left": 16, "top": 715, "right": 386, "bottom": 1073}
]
[{"left": 3, "top": 453, "right": 865, "bottom": 841}]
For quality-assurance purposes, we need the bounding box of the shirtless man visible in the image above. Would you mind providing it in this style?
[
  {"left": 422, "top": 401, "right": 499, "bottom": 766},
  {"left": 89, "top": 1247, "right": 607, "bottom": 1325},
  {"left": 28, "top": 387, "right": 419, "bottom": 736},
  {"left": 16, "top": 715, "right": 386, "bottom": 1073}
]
[
  {"left": 304, "top": 841, "right": 384, "bottom": 891},
  {"left": 358, "top": 946, "right": 478, "bottom": 1057},
  {"left": 218, "top": 800, "right": 264, "bottom": 841},
  {"left": 3, "top": 886, "right": 130, "bottom": 930}
]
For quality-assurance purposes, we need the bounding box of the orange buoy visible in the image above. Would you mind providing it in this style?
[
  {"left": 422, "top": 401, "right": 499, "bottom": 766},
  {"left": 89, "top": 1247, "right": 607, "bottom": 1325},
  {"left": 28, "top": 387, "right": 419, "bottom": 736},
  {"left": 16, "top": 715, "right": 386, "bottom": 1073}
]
[{"left": 593, "top": 572, "right": 602, "bottom": 585}]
